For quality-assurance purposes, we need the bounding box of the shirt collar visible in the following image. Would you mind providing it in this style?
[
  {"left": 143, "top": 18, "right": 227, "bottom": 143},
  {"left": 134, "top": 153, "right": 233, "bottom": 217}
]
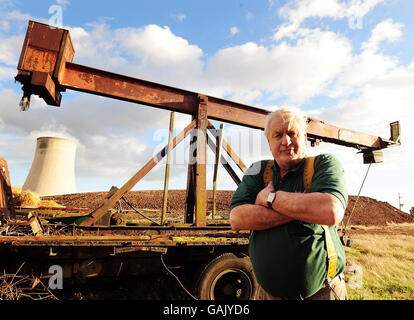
[{"left": 272, "top": 157, "right": 307, "bottom": 177}]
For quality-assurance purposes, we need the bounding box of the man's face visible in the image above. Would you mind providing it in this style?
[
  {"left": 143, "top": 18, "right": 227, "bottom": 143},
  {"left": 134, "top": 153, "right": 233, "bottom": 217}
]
[{"left": 266, "top": 115, "right": 307, "bottom": 171}]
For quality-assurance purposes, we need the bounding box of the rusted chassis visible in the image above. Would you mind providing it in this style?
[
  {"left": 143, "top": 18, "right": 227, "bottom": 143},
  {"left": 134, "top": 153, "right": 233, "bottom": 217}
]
[
  {"left": 0, "top": 213, "right": 250, "bottom": 297},
  {"left": 0, "top": 239, "right": 249, "bottom": 281}
]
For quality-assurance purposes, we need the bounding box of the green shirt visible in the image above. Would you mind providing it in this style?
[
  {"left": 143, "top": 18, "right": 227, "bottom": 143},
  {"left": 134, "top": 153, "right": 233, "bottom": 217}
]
[{"left": 230, "top": 153, "right": 348, "bottom": 299}]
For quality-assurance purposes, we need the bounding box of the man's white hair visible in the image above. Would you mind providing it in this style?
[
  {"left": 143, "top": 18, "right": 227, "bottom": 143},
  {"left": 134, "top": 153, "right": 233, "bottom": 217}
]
[{"left": 264, "top": 107, "right": 308, "bottom": 138}]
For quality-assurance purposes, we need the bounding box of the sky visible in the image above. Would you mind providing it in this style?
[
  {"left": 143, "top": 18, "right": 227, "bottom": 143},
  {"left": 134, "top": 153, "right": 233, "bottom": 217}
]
[{"left": 0, "top": 0, "right": 413, "bottom": 213}]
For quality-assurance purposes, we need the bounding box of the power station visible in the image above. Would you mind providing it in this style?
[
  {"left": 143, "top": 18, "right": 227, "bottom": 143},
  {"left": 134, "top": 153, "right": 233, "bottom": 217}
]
[{"left": 23, "top": 137, "right": 77, "bottom": 196}]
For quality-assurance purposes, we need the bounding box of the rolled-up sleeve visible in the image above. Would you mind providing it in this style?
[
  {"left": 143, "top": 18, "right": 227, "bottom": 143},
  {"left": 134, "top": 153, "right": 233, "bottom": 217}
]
[
  {"left": 310, "top": 153, "right": 348, "bottom": 209},
  {"left": 230, "top": 161, "right": 265, "bottom": 210}
]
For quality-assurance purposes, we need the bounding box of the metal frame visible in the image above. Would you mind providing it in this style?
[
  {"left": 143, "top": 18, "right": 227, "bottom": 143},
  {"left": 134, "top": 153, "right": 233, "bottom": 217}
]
[{"left": 14, "top": 21, "right": 401, "bottom": 228}]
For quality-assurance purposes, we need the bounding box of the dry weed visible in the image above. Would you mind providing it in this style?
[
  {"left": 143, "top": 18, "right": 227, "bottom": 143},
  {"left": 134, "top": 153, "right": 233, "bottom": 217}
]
[
  {"left": 11, "top": 187, "right": 63, "bottom": 207},
  {"left": 345, "top": 224, "right": 414, "bottom": 300}
]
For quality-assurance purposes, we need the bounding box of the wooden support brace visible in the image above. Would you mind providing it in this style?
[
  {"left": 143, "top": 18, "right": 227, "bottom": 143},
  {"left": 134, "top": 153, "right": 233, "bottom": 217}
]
[
  {"left": 79, "top": 119, "right": 196, "bottom": 226},
  {"left": 206, "top": 135, "right": 241, "bottom": 186},
  {"left": 0, "top": 158, "right": 15, "bottom": 221},
  {"left": 212, "top": 123, "right": 224, "bottom": 218},
  {"left": 161, "top": 112, "right": 175, "bottom": 224},
  {"left": 207, "top": 120, "right": 247, "bottom": 174},
  {"left": 185, "top": 115, "right": 196, "bottom": 224},
  {"left": 194, "top": 95, "right": 208, "bottom": 227}
]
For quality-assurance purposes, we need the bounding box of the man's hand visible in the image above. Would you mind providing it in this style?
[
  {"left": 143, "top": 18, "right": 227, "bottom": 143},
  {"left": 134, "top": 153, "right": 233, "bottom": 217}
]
[{"left": 255, "top": 181, "right": 275, "bottom": 207}]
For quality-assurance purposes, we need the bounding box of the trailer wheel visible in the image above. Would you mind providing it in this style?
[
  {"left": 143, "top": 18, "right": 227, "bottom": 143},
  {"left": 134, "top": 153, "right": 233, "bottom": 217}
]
[{"left": 196, "top": 253, "right": 257, "bottom": 300}]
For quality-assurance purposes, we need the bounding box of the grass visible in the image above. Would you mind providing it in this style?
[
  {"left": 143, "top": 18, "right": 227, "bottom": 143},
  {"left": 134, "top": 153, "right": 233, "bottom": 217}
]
[{"left": 344, "top": 223, "right": 414, "bottom": 300}]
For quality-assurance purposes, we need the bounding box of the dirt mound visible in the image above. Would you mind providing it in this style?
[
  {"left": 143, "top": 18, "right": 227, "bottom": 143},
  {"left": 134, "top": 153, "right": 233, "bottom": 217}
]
[
  {"left": 43, "top": 190, "right": 235, "bottom": 214},
  {"left": 344, "top": 196, "right": 413, "bottom": 226},
  {"left": 43, "top": 190, "right": 414, "bottom": 226}
]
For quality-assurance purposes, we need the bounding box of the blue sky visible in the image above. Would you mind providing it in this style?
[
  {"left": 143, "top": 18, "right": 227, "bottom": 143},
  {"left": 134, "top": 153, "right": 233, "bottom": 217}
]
[{"left": 1, "top": 0, "right": 413, "bottom": 212}]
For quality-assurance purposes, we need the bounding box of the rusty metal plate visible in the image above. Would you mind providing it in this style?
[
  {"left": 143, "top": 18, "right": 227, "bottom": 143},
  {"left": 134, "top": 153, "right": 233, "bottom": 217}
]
[
  {"left": 19, "top": 47, "right": 58, "bottom": 74},
  {"left": 17, "top": 21, "right": 64, "bottom": 73},
  {"left": 27, "top": 21, "right": 65, "bottom": 52}
]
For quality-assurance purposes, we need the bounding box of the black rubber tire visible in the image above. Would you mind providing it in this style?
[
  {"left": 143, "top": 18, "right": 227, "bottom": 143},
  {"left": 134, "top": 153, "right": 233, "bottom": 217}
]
[{"left": 196, "top": 253, "right": 258, "bottom": 300}]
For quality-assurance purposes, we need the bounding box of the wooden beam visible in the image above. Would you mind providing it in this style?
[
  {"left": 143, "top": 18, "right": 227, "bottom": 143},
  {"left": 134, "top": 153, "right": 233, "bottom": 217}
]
[{"left": 80, "top": 120, "right": 196, "bottom": 226}]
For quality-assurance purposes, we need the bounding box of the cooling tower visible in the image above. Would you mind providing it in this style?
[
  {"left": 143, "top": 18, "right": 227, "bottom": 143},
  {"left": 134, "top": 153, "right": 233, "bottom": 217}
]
[{"left": 22, "top": 137, "right": 77, "bottom": 196}]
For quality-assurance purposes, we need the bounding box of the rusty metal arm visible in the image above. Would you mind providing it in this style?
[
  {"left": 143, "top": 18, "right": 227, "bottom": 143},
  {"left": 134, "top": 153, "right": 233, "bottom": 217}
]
[
  {"left": 15, "top": 21, "right": 399, "bottom": 153},
  {"left": 22, "top": 60, "right": 397, "bottom": 151},
  {"left": 305, "top": 117, "right": 396, "bottom": 151}
]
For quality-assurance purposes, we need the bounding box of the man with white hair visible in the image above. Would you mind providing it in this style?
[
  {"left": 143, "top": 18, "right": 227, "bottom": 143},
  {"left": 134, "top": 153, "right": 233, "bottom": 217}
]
[{"left": 230, "top": 107, "right": 348, "bottom": 300}]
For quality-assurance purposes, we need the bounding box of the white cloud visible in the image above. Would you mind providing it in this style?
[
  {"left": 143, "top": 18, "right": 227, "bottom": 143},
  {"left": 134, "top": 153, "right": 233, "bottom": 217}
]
[
  {"left": 361, "top": 18, "right": 403, "bottom": 52},
  {"left": 206, "top": 28, "right": 352, "bottom": 104},
  {"left": 0, "top": 65, "right": 14, "bottom": 82},
  {"left": 324, "top": 19, "right": 406, "bottom": 100},
  {"left": 0, "top": 34, "right": 24, "bottom": 65},
  {"left": 278, "top": 0, "right": 343, "bottom": 23},
  {"left": 0, "top": 19, "right": 10, "bottom": 31},
  {"left": 274, "top": 0, "right": 384, "bottom": 40},
  {"left": 63, "top": 23, "right": 206, "bottom": 92},
  {"left": 327, "top": 49, "right": 399, "bottom": 98},
  {"left": 115, "top": 25, "right": 202, "bottom": 67},
  {"left": 67, "top": 24, "right": 126, "bottom": 69},
  {"left": 76, "top": 133, "right": 147, "bottom": 179},
  {"left": 5, "top": 9, "right": 34, "bottom": 23},
  {"left": 113, "top": 24, "right": 206, "bottom": 91},
  {"left": 55, "top": 0, "right": 70, "bottom": 6}
]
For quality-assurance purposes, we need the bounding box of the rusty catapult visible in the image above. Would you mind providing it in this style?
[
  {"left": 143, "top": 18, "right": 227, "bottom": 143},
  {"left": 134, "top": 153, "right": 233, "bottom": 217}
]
[{"left": 14, "top": 21, "right": 401, "bottom": 229}]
